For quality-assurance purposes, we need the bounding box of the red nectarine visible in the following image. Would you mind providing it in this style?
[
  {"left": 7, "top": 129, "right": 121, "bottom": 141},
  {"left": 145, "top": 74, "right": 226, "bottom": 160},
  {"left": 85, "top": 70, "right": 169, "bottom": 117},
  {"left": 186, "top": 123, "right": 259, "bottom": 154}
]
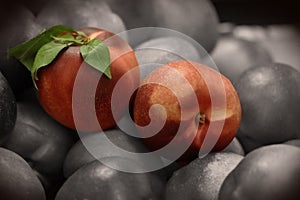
[
  {"left": 134, "top": 60, "right": 241, "bottom": 163},
  {"left": 36, "top": 27, "right": 139, "bottom": 132}
]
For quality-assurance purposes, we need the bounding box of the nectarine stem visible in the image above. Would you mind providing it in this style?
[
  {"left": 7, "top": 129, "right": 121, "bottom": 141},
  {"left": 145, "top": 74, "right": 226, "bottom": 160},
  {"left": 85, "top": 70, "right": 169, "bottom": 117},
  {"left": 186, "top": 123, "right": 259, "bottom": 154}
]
[{"left": 196, "top": 113, "right": 206, "bottom": 124}]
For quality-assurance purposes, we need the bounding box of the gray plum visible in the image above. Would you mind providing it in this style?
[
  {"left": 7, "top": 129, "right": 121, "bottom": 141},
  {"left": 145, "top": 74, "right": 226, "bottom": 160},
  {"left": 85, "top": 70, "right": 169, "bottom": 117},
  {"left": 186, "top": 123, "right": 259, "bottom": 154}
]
[
  {"left": 135, "top": 36, "right": 203, "bottom": 80},
  {"left": 211, "top": 35, "right": 272, "bottom": 85},
  {"left": 37, "top": 0, "right": 126, "bottom": 35},
  {"left": 165, "top": 153, "right": 243, "bottom": 200},
  {"left": 0, "top": 147, "right": 46, "bottom": 200},
  {"left": 104, "top": 0, "right": 154, "bottom": 29},
  {"left": 150, "top": 0, "right": 219, "bottom": 52},
  {"left": 63, "top": 128, "right": 163, "bottom": 178},
  {"left": 236, "top": 63, "right": 300, "bottom": 151},
  {"left": 0, "top": 4, "right": 42, "bottom": 94},
  {"left": 219, "top": 144, "right": 300, "bottom": 200},
  {"left": 3, "top": 89, "right": 76, "bottom": 176},
  {"left": 56, "top": 158, "right": 165, "bottom": 200},
  {"left": 0, "top": 72, "right": 16, "bottom": 144}
]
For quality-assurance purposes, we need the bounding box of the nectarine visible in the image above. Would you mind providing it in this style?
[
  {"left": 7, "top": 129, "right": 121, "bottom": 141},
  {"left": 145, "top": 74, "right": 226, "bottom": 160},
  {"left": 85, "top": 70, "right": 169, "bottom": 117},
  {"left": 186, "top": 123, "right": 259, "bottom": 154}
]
[
  {"left": 36, "top": 27, "right": 139, "bottom": 132},
  {"left": 134, "top": 60, "right": 241, "bottom": 163}
]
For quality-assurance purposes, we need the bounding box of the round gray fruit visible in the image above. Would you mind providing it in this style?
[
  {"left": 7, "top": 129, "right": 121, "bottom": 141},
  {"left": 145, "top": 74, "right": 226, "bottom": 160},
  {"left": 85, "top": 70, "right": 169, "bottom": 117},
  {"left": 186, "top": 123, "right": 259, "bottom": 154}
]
[{"left": 0, "top": 147, "right": 46, "bottom": 200}]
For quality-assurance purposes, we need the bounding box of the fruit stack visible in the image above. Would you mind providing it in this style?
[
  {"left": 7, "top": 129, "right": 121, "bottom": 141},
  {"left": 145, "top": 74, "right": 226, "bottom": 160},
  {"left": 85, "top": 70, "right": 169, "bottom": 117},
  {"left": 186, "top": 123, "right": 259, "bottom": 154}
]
[{"left": 1, "top": 0, "right": 300, "bottom": 200}]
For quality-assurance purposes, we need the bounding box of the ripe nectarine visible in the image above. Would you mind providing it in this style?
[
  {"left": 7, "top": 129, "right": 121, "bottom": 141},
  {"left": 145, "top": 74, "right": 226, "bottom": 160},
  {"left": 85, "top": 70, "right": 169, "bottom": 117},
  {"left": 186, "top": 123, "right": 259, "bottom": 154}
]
[
  {"left": 36, "top": 27, "right": 139, "bottom": 132},
  {"left": 134, "top": 60, "right": 241, "bottom": 163}
]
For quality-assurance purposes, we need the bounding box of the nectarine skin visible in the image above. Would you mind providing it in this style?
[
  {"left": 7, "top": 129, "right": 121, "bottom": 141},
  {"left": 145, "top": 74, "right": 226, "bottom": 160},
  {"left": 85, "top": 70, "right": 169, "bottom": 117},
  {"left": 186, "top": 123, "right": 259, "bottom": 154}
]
[
  {"left": 134, "top": 60, "right": 241, "bottom": 163},
  {"left": 36, "top": 27, "right": 139, "bottom": 132}
]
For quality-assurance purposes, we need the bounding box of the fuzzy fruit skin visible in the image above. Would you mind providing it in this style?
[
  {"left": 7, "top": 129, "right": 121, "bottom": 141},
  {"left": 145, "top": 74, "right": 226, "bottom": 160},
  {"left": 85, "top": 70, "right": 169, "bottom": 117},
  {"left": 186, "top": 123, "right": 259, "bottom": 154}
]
[
  {"left": 134, "top": 60, "right": 241, "bottom": 163},
  {"left": 36, "top": 27, "right": 139, "bottom": 132}
]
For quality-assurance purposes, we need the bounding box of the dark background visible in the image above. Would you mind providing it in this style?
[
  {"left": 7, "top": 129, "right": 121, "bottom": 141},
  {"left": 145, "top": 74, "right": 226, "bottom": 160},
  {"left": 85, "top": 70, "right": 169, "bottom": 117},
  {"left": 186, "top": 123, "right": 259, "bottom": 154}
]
[
  {"left": 211, "top": 0, "right": 299, "bottom": 25},
  {"left": 9, "top": 0, "right": 299, "bottom": 25}
]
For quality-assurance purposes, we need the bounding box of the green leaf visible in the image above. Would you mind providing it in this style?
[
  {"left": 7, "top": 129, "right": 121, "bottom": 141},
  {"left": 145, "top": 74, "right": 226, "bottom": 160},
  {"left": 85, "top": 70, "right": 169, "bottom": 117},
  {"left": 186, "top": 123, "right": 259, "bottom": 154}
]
[
  {"left": 80, "top": 39, "right": 111, "bottom": 79},
  {"left": 52, "top": 34, "right": 85, "bottom": 45},
  {"left": 8, "top": 25, "right": 112, "bottom": 85},
  {"left": 52, "top": 34, "right": 75, "bottom": 41},
  {"left": 32, "top": 41, "right": 68, "bottom": 81},
  {"left": 8, "top": 25, "right": 76, "bottom": 71},
  {"left": 76, "top": 31, "right": 88, "bottom": 38}
]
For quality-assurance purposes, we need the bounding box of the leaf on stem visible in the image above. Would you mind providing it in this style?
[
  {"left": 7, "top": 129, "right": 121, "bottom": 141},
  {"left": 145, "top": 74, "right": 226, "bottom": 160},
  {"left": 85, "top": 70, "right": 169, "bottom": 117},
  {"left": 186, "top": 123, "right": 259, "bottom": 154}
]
[
  {"left": 80, "top": 39, "right": 111, "bottom": 79},
  {"left": 8, "top": 25, "right": 76, "bottom": 71},
  {"left": 32, "top": 41, "right": 68, "bottom": 80}
]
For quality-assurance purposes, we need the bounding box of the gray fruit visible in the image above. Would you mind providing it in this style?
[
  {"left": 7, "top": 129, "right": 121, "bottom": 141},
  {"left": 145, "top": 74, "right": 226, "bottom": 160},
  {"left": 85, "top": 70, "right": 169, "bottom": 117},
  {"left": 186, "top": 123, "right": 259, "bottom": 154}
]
[
  {"left": 57, "top": 158, "right": 165, "bottom": 200},
  {"left": 165, "top": 152, "right": 243, "bottom": 200},
  {"left": 0, "top": 147, "right": 46, "bottom": 200},
  {"left": 219, "top": 144, "right": 300, "bottom": 200},
  {"left": 0, "top": 72, "right": 16, "bottom": 144}
]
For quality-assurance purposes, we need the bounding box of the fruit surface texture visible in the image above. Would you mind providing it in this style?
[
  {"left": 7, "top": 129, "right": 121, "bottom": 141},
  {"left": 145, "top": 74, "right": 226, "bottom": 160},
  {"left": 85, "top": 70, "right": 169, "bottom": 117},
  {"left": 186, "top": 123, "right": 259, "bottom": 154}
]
[
  {"left": 36, "top": 27, "right": 139, "bottom": 132},
  {"left": 0, "top": 72, "right": 16, "bottom": 143},
  {"left": 236, "top": 63, "right": 300, "bottom": 151},
  {"left": 0, "top": 148, "right": 46, "bottom": 200},
  {"left": 219, "top": 144, "right": 300, "bottom": 200},
  {"left": 134, "top": 60, "right": 241, "bottom": 163}
]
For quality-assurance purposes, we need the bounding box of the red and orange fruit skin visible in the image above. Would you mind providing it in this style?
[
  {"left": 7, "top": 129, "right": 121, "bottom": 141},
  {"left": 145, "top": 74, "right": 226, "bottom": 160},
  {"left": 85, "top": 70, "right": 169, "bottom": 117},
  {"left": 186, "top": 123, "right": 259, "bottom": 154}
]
[
  {"left": 36, "top": 27, "right": 139, "bottom": 132},
  {"left": 134, "top": 60, "right": 241, "bottom": 163}
]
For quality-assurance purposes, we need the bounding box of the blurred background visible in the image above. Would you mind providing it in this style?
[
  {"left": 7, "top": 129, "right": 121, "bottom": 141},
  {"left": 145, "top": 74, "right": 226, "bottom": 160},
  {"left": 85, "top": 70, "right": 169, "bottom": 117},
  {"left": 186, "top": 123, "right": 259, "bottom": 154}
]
[
  {"left": 11, "top": 0, "right": 300, "bottom": 24},
  {"left": 212, "top": 0, "right": 299, "bottom": 25}
]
